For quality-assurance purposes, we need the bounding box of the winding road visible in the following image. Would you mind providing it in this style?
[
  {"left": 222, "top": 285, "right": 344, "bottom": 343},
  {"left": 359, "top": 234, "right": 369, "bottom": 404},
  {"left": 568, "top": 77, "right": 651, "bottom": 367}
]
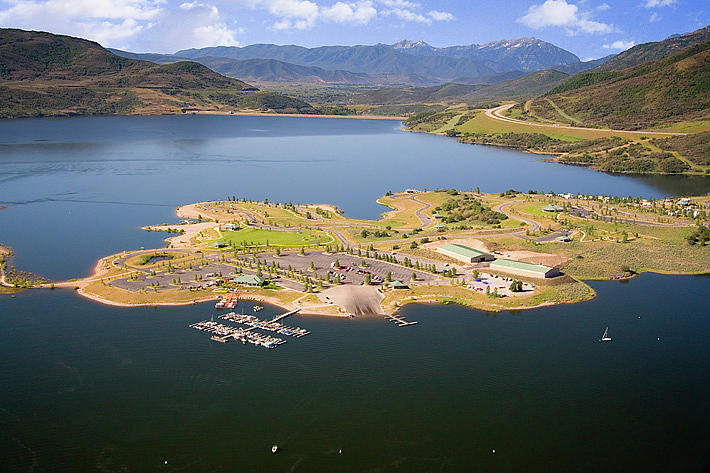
[{"left": 486, "top": 104, "right": 686, "bottom": 136}]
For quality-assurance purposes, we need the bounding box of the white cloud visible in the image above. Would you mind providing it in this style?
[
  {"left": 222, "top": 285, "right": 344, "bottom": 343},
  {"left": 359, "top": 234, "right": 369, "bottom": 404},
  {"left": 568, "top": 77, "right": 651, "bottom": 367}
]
[
  {"left": 517, "top": 0, "right": 614, "bottom": 34},
  {"left": 428, "top": 10, "right": 454, "bottom": 22},
  {"left": 644, "top": 0, "right": 675, "bottom": 7},
  {"left": 378, "top": 0, "right": 453, "bottom": 25},
  {"left": 139, "top": 2, "right": 240, "bottom": 51},
  {"left": 603, "top": 40, "right": 635, "bottom": 50},
  {"left": 649, "top": 11, "right": 661, "bottom": 22},
  {"left": 0, "top": 0, "right": 164, "bottom": 47},
  {"left": 322, "top": 1, "right": 377, "bottom": 24},
  {"left": 249, "top": 0, "right": 319, "bottom": 29},
  {"left": 247, "top": 0, "right": 452, "bottom": 30},
  {"left": 596, "top": 3, "right": 610, "bottom": 10}
]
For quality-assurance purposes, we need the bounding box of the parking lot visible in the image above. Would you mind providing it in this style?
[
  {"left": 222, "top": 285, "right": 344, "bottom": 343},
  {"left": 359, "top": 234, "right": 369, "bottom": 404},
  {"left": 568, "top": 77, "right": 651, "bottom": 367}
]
[{"left": 257, "top": 250, "right": 439, "bottom": 286}]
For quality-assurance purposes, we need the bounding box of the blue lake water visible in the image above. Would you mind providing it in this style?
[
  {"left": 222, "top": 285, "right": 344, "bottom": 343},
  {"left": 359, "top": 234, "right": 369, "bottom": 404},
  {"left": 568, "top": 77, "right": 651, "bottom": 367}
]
[{"left": 0, "top": 115, "right": 708, "bottom": 472}]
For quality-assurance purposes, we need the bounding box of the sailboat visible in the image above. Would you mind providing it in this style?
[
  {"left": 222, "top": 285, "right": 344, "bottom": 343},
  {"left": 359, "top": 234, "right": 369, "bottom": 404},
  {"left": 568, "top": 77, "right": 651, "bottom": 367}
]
[
  {"left": 600, "top": 327, "right": 612, "bottom": 342},
  {"left": 271, "top": 445, "right": 278, "bottom": 454}
]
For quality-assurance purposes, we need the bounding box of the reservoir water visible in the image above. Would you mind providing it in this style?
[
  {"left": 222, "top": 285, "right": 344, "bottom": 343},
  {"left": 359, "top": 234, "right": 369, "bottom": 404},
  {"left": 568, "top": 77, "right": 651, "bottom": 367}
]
[{"left": 0, "top": 115, "right": 709, "bottom": 472}]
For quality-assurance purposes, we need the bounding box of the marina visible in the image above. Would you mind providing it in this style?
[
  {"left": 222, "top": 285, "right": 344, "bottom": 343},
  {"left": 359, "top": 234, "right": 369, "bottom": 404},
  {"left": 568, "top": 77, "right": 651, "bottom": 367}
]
[
  {"left": 221, "top": 311, "right": 310, "bottom": 337},
  {"left": 189, "top": 307, "right": 308, "bottom": 349},
  {"left": 189, "top": 320, "right": 286, "bottom": 348}
]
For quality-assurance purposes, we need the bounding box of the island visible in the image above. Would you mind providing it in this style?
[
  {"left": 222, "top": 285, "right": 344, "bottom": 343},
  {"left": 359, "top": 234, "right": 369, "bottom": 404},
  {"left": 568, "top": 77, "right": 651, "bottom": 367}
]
[{"left": 3, "top": 189, "right": 703, "bottom": 318}]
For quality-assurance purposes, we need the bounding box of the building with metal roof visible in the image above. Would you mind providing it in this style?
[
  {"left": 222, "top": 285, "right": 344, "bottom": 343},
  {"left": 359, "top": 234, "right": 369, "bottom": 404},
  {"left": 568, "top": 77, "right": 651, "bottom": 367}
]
[
  {"left": 489, "top": 259, "right": 560, "bottom": 278},
  {"left": 232, "top": 274, "right": 266, "bottom": 286},
  {"left": 436, "top": 244, "right": 494, "bottom": 263},
  {"left": 390, "top": 280, "right": 409, "bottom": 289}
]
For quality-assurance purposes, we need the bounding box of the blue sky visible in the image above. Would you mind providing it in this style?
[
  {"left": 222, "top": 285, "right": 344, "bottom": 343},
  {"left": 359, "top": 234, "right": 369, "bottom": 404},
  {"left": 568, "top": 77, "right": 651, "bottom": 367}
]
[{"left": 0, "top": 0, "right": 707, "bottom": 59}]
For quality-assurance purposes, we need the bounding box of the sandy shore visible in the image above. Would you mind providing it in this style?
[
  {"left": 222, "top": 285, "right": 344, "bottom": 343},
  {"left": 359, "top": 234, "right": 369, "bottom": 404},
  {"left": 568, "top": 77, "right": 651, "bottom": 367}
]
[{"left": 185, "top": 110, "right": 406, "bottom": 120}]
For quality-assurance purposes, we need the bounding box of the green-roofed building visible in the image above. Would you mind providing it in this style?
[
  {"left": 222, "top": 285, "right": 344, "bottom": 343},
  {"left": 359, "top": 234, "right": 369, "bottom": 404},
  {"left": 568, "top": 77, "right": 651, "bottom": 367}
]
[
  {"left": 232, "top": 274, "right": 266, "bottom": 286},
  {"left": 390, "top": 280, "right": 409, "bottom": 289},
  {"left": 489, "top": 259, "right": 560, "bottom": 278},
  {"left": 436, "top": 244, "right": 494, "bottom": 263}
]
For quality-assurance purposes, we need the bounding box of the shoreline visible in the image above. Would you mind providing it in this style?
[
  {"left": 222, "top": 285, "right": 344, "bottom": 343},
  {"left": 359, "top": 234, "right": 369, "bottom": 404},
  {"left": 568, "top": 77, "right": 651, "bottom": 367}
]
[{"left": 180, "top": 110, "right": 406, "bottom": 120}]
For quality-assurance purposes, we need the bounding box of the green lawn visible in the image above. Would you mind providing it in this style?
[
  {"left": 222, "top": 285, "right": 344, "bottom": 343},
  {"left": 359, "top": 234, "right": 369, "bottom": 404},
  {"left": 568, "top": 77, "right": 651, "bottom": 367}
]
[
  {"left": 457, "top": 110, "right": 653, "bottom": 141},
  {"left": 219, "top": 228, "right": 335, "bottom": 247}
]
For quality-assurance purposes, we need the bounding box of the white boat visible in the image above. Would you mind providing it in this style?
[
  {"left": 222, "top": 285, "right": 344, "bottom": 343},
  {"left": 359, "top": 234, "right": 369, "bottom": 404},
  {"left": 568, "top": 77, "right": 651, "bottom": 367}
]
[
  {"left": 600, "top": 327, "right": 612, "bottom": 342},
  {"left": 271, "top": 445, "right": 278, "bottom": 454}
]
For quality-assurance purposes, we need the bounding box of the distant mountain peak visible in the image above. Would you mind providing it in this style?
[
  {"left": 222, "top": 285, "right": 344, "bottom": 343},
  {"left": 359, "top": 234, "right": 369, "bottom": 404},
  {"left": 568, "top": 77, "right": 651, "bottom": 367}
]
[{"left": 392, "top": 39, "right": 433, "bottom": 49}]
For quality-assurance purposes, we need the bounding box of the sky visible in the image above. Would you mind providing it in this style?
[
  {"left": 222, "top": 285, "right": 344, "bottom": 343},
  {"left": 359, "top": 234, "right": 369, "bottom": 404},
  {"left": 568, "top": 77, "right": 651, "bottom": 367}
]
[{"left": 0, "top": 0, "right": 708, "bottom": 59}]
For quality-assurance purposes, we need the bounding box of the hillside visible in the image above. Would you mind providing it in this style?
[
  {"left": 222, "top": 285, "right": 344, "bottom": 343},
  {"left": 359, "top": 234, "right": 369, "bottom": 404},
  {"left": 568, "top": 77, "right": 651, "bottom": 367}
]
[
  {"left": 526, "top": 40, "right": 710, "bottom": 130},
  {"left": 0, "top": 29, "right": 316, "bottom": 118},
  {"left": 109, "top": 50, "right": 378, "bottom": 85},
  {"left": 350, "top": 69, "right": 570, "bottom": 106},
  {"left": 596, "top": 25, "right": 710, "bottom": 72}
]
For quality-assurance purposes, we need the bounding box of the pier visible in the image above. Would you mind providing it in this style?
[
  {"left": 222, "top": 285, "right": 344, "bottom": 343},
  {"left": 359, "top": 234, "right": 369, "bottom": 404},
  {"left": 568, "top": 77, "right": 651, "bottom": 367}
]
[
  {"left": 189, "top": 307, "right": 308, "bottom": 349},
  {"left": 384, "top": 313, "right": 418, "bottom": 327}
]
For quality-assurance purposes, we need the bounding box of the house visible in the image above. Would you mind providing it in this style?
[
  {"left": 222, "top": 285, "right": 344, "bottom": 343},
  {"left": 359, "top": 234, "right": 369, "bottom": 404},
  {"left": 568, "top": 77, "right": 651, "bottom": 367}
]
[{"left": 390, "top": 281, "right": 409, "bottom": 289}]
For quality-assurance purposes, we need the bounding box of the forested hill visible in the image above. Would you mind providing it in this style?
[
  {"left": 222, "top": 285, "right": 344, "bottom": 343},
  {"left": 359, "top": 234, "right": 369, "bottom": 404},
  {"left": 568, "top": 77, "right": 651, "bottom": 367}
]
[{"left": 0, "top": 29, "right": 316, "bottom": 118}]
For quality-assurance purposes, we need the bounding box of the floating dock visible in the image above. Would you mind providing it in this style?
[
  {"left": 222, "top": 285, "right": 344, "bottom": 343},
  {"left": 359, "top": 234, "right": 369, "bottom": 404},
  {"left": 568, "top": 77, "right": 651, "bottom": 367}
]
[
  {"left": 189, "top": 307, "right": 307, "bottom": 349},
  {"left": 384, "top": 313, "right": 418, "bottom": 327}
]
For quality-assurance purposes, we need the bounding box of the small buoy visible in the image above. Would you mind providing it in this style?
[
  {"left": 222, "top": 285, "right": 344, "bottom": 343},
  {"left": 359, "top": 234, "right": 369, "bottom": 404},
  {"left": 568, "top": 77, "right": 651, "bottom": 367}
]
[
  {"left": 492, "top": 449, "right": 496, "bottom": 454},
  {"left": 164, "top": 460, "right": 168, "bottom": 465},
  {"left": 338, "top": 449, "right": 342, "bottom": 454}
]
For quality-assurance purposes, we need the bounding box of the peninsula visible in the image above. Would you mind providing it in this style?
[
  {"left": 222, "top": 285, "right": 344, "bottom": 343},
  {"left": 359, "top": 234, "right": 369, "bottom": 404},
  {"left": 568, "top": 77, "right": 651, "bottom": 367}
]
[{"left": 10, "top": 189, "right": 704, "bottom": 317}]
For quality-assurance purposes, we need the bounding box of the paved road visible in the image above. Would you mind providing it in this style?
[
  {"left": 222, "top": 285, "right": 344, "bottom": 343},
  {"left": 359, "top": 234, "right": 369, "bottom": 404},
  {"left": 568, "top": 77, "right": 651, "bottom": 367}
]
[
  {"left": 494, "top": 200, "right": 540, "bottom": 233},
  {"left": 409, "top": 195, "right": 436, "bottom": 227},
  {"left": 486, "top": 104, "right": 686, "bottom": 136}
]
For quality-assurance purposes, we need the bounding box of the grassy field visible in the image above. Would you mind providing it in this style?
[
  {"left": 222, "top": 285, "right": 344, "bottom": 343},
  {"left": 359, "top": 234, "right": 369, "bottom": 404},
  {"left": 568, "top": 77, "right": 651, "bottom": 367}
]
[
  {"left": 648, "top": 120, "right": 710, "bottom": 133},
  {"left": 380, "top": 277, "right": 595, "bottom": 313},
  {"left": 457, "top": 111, "right": 647, "bottom": 141},
  {"left": 219, "top": 228, "right": 335, "bottom": 247},
  {"left": 124, "top": 251, "right": 189, "bottom": 267}
]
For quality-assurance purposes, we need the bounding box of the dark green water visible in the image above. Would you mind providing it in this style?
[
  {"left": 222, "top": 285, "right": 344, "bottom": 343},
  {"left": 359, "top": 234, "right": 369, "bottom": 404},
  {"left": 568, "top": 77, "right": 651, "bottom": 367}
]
[
  {"left": 1, "top": 274, "right": 709, "bottom": 472},
  {"left": 1, "top": 115, "right": 709, "bottom": 472}
]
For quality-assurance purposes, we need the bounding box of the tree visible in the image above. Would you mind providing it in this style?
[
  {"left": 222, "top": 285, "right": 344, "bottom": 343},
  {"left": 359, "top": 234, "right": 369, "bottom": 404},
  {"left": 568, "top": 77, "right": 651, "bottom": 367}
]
[
  {"left": 385, "top": 271, "right": 392, "bottom": 282},
  {"left": 334, "top": 259, "right": 340, "bottom": 269},
  {"left": 299, "top": 247, "right": 305, "bottom": 255},
  {"left": 365, "top": 274, "right": 371, "bottom": 285},
  {"left": 275, "top": 247, "right": 281, "bottom": 256},
  {"left": 472, "top": 269, "right": 479, "bottom": 279},
  {"left": 410, "top": 241, "right": 418, "bottom": 249},
  {"left": 310, "top": 261, "right": 315, "bottom": 271},
  {"left": 411, "top": 272, "right": 417, "bottom": 281}
]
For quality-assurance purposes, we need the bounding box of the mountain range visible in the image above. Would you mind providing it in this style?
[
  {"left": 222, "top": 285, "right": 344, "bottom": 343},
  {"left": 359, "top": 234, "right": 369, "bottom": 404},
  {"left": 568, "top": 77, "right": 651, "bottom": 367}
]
[{"left": 112, "top": 38, "right": 585, "bottom": 86}]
